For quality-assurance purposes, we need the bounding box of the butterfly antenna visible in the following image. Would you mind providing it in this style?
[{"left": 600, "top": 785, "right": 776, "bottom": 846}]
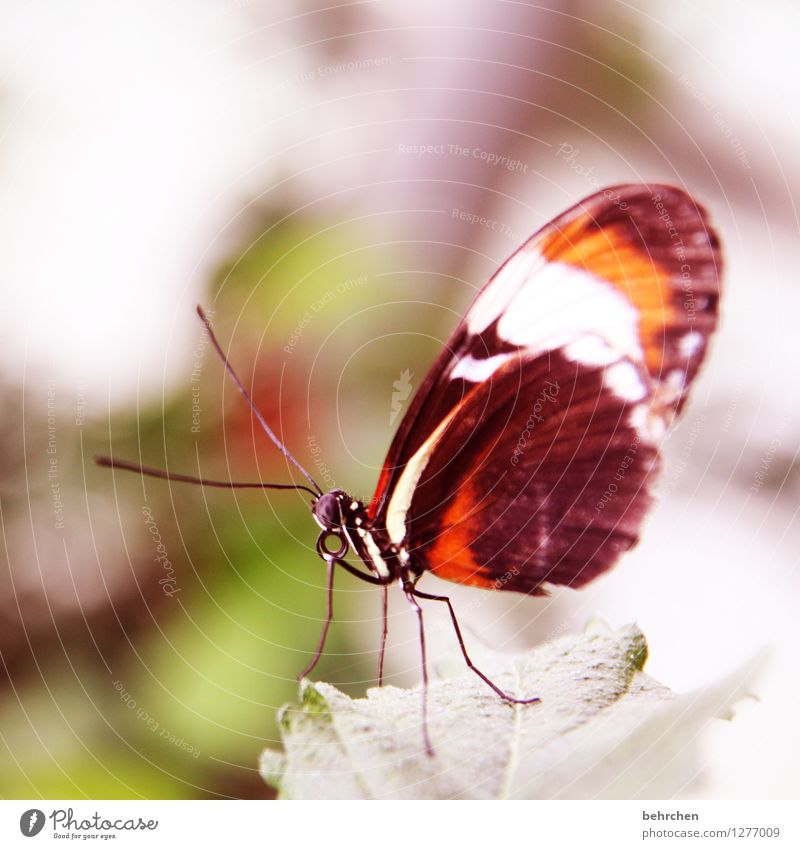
[
  {"left": 196, "top": 305, "right": 323, "bottom": 496},
  {"left": 95, "top": 455, "right": 319, "bottom": 498}
]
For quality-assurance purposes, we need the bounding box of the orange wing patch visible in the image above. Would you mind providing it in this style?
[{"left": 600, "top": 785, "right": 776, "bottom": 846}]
[
  {"left": 540, "top": 215, "right": 674, "bottom": 374},
  {"left": 424, "top": 479, "right": 495, "bottom": 588}
]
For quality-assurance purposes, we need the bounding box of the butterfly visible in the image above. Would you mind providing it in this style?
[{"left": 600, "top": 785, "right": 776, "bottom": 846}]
[{"left": 97, "top": 183, "right": 721, "bottom": 755}]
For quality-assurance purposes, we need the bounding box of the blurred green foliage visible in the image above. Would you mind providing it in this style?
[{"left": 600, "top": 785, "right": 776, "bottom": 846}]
[{"left": 0, "top": 211, "right": 400, "bottom": 799}]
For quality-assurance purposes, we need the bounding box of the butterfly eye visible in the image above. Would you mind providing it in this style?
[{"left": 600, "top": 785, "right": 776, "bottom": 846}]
[
  {"left": 317, "top": 530, "right": 349, "bottom": 561},
  {"left": 313, "top": 492, "right": 342, "bottom": 529}
]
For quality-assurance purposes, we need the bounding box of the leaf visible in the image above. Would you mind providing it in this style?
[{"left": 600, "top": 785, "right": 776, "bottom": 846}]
[{"left": 259, "top": 622, "right": 764, "bottom": 799}]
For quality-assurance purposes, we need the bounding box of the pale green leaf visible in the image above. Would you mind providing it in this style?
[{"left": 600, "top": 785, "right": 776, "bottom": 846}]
[{"left": 260, "top": 622, "right": 763, "bottom": 799}]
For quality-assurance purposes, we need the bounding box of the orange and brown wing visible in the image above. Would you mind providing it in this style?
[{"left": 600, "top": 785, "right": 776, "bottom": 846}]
[{"left": 370, "top": 184, "right": 721, "bottom": 592}]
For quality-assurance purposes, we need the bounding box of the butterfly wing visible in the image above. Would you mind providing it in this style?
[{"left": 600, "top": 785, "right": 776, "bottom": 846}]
[{"left": 370, "top": 184, "right": 721, "bottom": 594}]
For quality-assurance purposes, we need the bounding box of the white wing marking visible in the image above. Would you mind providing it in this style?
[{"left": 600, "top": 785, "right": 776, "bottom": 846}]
[
  {"left": 386, "top": 406, "right": 459, "bottom": 544},
  {"left": 496, "top": 262, "right": 642, "bottom": 361},
  {"left": 449, "top": 352, "right": 514, "bottom": 383},
  {"left": 604, "top": 360, "right": 648, "bottom": 402}
]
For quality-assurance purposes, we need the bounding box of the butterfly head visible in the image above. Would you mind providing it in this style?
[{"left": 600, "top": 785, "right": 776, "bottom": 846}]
[
  {"left": 312, "top": 490, "right": 344, "bottom": 529},
  {"left": 312, "top": 489, "right": 352, "bottom": 561}
]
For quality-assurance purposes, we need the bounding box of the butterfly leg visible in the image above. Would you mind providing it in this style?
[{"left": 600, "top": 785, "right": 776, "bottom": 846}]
[
  {"left": 323, "top": 558, "right": 392, "bottom": 686},
  {"left": 377, "top": 585, "right": 389, "bottom": 686},
  {"left": 410, "top": 587, "right": 541, "bottom": 705},
  {"left": 298, "top": 556, "right": 336, "bottom": 681},
  {"left": 404, "top": 584, "right": 435, "bottom": 756}
]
